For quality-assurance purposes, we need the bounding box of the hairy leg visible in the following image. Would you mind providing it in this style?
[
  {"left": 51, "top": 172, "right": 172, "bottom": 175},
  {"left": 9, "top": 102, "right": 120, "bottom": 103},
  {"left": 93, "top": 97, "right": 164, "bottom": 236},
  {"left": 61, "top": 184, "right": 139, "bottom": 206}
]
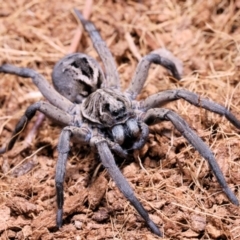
[
  {"left": 131, "top": 122, "right": 149, "bottom": 150},
  {"left": 0, "top": 101, "right": 72, "bottom": 154},
  {"left": 74, "top": 9, "right": 120, "bottom": 89},
  {"left": 125, "top": 52, "right": 181, "bottom": 99},
  {"left": 140, "top": 89, "right": 240, "bottom": 129},
  {"left": 55, "top": 126, "right": 91, "bottom": 227},
  {"left": 0, "top": 65, "right": 73, "bottom": 112},
  {"left": 96, "top": 139, "right": 162, "bottom": 237},
  {"left": 143, "top": 108, "right": 239, "bottom": 206}
]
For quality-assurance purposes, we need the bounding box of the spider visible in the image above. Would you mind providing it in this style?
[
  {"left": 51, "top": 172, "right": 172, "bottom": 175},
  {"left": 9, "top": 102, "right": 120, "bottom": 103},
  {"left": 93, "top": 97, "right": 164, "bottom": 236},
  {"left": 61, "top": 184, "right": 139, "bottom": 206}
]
[{"left": 0, "top": 9, "right": 239, "bottom": 237}]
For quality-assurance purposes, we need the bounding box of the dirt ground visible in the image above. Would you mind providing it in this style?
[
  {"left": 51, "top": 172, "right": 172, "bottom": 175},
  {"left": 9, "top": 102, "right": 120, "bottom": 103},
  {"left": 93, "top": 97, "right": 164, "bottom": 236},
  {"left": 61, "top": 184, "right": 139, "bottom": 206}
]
[{"left": 1, "top": 0, "right": 240, "bottom": 239}]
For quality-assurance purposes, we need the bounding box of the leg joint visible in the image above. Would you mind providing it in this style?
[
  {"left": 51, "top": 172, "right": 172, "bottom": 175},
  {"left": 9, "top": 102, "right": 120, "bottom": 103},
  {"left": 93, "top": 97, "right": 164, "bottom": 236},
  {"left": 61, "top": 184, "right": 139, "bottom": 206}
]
[{"left": 25, "top": 102, "right": 41, "bottom": 119}]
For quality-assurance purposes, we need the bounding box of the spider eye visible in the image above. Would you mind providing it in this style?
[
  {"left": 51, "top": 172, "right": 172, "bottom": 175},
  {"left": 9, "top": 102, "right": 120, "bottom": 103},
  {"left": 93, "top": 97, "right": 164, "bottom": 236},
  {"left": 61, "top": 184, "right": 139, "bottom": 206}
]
[
  {"left": 104, "top": 103, "right": 110, "bottom": 112},
  {"left": 112, "top": 105, "right": 126, "bottom": 117},
  {"left": 112, "top": 110, "right": 119, "bottom": 116},
  {"left": 103, "top": 102, "right": 126, "bottom": 118}
]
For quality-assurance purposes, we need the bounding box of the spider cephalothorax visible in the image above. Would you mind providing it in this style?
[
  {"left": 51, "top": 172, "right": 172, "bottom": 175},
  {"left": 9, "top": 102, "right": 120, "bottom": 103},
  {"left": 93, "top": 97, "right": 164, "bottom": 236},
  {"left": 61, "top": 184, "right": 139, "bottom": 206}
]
[
  {"left": 0, "top": 9, "right": 239, "bottom": 237},
  {"left": 82, "top": 89, "right": 132, "bottom": 126},
  {"left": 81, "top": 88, "right": 148, "bottom": 150}
]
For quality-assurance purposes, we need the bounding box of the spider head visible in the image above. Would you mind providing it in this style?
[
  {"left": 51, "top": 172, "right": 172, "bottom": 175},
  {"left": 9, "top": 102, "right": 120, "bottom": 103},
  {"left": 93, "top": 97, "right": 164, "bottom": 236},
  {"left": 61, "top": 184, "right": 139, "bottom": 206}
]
[{"left": 81, "top": 89, "right": 134, "bottom": 127}]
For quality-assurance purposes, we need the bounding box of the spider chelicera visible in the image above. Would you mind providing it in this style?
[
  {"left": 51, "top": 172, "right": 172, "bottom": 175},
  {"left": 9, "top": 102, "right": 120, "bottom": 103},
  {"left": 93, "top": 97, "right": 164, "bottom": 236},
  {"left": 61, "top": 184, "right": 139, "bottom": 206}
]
[{"left": 0, "top": 9, "right": 239, "bottom": 237}]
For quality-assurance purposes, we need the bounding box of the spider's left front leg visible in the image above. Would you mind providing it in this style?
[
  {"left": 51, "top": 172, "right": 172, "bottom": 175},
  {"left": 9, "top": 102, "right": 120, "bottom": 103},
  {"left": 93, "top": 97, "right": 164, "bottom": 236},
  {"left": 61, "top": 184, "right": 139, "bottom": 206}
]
[
  {"left": 95, "top": 139, "right": 162, "bottom": 237},
  {"left": 55, "top": 125, "right": 91, "bottom": 227},
  {"left": 142, "top": 108, "right": 239, "bottom": 206}
]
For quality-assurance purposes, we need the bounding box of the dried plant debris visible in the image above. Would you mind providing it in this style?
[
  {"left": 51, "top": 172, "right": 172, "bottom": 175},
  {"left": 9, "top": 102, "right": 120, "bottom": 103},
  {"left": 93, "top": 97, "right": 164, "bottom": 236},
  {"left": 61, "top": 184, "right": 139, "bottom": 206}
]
[{"left": 1, "top": 0, "right": 240, "bottom": 239}]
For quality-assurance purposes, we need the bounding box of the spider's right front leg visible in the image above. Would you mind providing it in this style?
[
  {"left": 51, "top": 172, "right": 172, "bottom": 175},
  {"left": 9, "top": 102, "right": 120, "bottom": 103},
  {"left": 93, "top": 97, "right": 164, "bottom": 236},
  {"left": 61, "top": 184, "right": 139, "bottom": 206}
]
[{"left": 55, "top": 126, "right": 91, "bottom": 227}]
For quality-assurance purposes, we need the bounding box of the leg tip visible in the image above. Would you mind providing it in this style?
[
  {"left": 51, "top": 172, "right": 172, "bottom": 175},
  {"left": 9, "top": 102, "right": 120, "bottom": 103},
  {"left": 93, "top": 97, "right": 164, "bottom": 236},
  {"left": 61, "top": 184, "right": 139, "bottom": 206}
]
[
  {"left": 223, "top": 188, "right": 239, "bottom": 206},
  {"left": 0, "top": 147, "right": 6, "bottom": 154},
  {"left": 56, "top": 209, "right": 63, "bottom": 228},
  {"left": 148, "top": 220, "right": 163, "bottom": 237}
]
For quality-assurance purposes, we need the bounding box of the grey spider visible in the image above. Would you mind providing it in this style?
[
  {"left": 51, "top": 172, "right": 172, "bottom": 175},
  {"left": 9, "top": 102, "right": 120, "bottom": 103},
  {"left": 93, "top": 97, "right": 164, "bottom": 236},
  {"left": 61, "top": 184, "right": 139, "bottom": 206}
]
[{"left": 0, "top": 9, "right": 239, "bottom": 237}]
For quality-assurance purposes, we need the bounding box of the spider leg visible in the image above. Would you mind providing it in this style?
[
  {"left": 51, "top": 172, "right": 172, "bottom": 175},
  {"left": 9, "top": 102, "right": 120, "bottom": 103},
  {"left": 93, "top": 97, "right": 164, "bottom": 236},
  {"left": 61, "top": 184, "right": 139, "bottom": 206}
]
[
  {"left": 131, "top": 122, "right": 149, "bottom": 150},
  {"left": 140, "top": 89, "right": 240, "bottom": 129},
  {"left": 74, "top": 9, "right": 120, "bottom": 89},
  {"left": 0, "top": 101, "right": 72, "bottom": 154},
  {"left": 95, "top": 139, "right": 162, "bottom": 237},
  {"left": 143, "top": 108, "right": 239, "bottom": 206},
  {"left": 105, "top": 139, "right": 128, "bottom": 158},
  {"left": 0, "top": 64, "right": 73, "bottom": 112},
  {"left": 56, "top": 126, "right": 91, "bottom": 227},
  {"left": 125, "top": 52, "right": 181, "bottom": 99}
]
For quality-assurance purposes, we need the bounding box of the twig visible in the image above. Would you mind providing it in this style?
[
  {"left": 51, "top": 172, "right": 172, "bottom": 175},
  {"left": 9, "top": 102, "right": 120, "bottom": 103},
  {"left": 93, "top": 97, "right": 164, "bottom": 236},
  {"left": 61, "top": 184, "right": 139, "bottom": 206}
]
[
  {"left": 125, "top": 32, "right": 142, "bottom": 61},
  {"left": 68, "top": 0, "right": 93, "bottom": 54}
]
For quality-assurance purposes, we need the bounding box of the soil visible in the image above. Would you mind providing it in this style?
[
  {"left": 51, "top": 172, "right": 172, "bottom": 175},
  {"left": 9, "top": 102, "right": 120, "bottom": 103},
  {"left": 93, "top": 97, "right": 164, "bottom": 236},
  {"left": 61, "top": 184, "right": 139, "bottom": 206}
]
[{"left": 0, "top": 0, "right": 240, "bottom": 239}]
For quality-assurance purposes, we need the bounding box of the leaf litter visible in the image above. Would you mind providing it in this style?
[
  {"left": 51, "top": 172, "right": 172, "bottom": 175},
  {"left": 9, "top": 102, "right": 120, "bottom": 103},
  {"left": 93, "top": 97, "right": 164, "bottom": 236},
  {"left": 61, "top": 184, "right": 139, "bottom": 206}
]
[{"left": 0, "top": 0, "right": 240, "bottom": 239}]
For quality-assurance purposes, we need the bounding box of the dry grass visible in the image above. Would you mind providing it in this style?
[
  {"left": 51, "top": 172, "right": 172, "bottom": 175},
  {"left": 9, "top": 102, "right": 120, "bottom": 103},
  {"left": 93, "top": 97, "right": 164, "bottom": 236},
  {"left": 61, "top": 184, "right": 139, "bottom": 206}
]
[{"left": 0, "top": 0, "right": 240, "bottom": 239}]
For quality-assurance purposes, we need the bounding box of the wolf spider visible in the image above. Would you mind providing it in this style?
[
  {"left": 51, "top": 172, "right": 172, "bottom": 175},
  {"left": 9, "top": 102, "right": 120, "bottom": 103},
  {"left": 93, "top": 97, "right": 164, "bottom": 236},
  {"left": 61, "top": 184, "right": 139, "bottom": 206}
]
[{"left": 0, "top": 9, "right": 239, "bottom": 237}]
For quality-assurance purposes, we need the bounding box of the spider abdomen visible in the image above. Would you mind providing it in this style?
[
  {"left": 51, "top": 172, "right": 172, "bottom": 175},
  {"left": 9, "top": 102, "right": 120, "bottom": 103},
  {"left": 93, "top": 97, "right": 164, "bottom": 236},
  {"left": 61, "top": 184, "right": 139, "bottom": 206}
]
[{"left": 52, "top": 53, "right": 104, "bottom": 103}]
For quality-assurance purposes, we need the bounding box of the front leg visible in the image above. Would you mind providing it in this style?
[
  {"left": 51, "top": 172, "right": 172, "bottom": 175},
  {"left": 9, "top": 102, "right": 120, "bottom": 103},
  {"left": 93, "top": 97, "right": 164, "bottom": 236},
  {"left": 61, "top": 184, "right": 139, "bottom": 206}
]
[
  {"left": 55, "top": 126, "right": 91, "bottom": 227},
  {"left": 142, "top": 108, "right": 239, "bottom": 206},
  {"left": 95, "top": 139, "right": 162, "bottom": 237},
  {"left": 0, "top": 101, "right": 72, "bottom": 154}
]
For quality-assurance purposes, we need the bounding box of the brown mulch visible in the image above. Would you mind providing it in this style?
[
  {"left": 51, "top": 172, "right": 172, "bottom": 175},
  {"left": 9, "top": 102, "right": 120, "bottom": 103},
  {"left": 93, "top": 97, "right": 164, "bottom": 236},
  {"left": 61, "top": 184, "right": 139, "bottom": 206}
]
[{"left": 1, "top": 0, "right": 240, "bottom": 239}]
